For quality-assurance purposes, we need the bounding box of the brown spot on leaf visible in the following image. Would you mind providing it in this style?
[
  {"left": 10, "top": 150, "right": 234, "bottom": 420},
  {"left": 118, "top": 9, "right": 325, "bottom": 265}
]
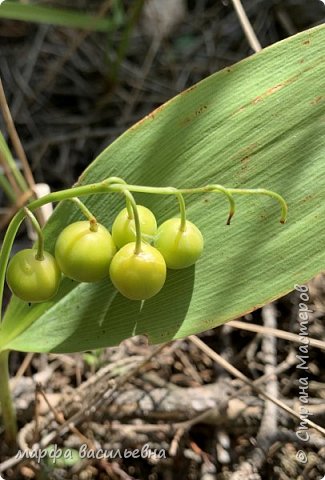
[
  {"left": 196, "top": 105, "right": 207, "bottom": 115},
  {"left": 240, "top": 155, "right": 250, "bottom": 166},
  {"left": 302, "top": 194, "right": 314, "bottom": 202},
  {"left": 310, "top": 96, "right": 323, "bottom": 106},
  {"left": 182, "top": 84, "right": 197, "bottom": 94},
  {"left": 252, "top": 83, "right": 285, "bottom": 104},
  {"left": 303, "top": 39, "right": 310, "bottom": 45},
  {"left": 129, "top": 103, "right": 166, "bottom": 130},
  {"left": 180, "top": 104, "right": 208, "bottom": 126},
  {"left": 234, "top": 105, "right": 246, "bottom": 115},
  {"left": 267, "top": 84, "right": 284, "bottom": 95}
]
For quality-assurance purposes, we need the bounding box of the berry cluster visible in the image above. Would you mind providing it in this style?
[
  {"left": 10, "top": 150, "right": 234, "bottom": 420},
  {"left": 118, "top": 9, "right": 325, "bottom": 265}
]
[
  {"left": 6, "top": 205, "right": 204, "bottom": 303},
  {"left": 2, "top": 178, "right": 287, "bottom": 308}
]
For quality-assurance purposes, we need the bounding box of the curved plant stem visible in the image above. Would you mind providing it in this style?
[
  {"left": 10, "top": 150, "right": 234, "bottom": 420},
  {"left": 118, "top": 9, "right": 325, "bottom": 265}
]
[
  {"left": 111, "top": 177, "right": 134, "bottom": 218},
  {"left": 0, "top": 350, "right": 17, "bottom": 445},
  {"left": 0, "top": 209, "right": 25, "bottom": 324},
  {"left": 124, "top": 190, "right": 142, "bottom": 254},
  {"left": 210, "top": 185, "right": 235, "bottom": 224},
  {"left": 69, "top": 197, "right": 98, "bottom": 232},
  {"left": 102, "top": 176, "right": 133, "bottom": 218},
  {"left": 227, "top": 188, "right": 288, "bottom": 224},
  {"left": 24, "top": 208, "right": 45, "bottom": 260},
  {"left": 108, "top": 182, "right": 287, "bottom": 224}
]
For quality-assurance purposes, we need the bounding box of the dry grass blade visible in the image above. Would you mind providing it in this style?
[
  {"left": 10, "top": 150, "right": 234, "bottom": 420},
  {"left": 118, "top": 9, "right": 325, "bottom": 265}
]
[
  {"left": 227, "top": 319, "right": 325, "bottom": 351},
  {"left": 189, "top": 335, "right": 325, "bottom": 437},
  {"left": 231, "top": 0, "right": 262, "bottom": 52}
]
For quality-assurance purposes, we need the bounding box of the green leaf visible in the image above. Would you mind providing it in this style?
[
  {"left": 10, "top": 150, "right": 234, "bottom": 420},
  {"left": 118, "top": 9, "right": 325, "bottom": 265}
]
[
  {"left": 0, "top": 1, "right": 122, "bottom": 32},
  {"left": 1, "top": 25, "right": 324, "bottom": 354}
]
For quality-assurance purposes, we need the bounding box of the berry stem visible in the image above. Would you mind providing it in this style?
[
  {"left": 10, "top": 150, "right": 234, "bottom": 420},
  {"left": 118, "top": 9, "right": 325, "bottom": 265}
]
[
  {"left": 124, "top": 190, "right": 142, "bottom": 254},
  {"left": 226, "top": 188, "right": 288, "bottom": 224},
  {"left": 105, "top": 176, "right": 133, "bottom": 218},
  {"left": 24, "top": 208, "right": 45, "bottom": 260},
  {"left": 176, "top": 192, "right": 187, "bottom": 232},
  {"left": 69, "top": 197, "right": 98, "bottom": 232},
  {"left": 210, "top": 185, "right": 235, "bottom": 225}
]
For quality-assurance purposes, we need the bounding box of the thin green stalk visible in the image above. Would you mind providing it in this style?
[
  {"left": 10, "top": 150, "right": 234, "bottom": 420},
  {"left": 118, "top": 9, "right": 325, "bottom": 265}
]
[
  {"left": 0, "top": 132, "right": 29, "bottom": 193},
  {"left": 69, "top": 197, "right": 98, "bottom": 232},
  {"left": 124, "top": 190, "right": 142, "bottom": 254},
  {"left": 108, "top": 0, "right": 146, "bottom": 84},
  {"left": 24, "top": 208, "right": 44, "bottom": 260},
  {"left": 0, "top": 350, "right": 17, "bottom": 445},
  {"left": 0, "top": 173, "right": 16, "bottom": 202}
]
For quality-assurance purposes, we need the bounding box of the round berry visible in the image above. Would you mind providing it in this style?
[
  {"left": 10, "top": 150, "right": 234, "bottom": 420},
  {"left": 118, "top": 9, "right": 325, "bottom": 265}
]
[
  {"left": 109, "top": 242, "right": 166, "bottom": 300},
  {"left": 112, "top": 205, "right": 157, "bottom": 249},
  {"left": 6, "top": 249, "right": 61, "bottom": 303},
  {"left": 55, "top": 221, "right": 116, "bottom": 282},
  {"left": 154, "top": 218, "right": 204, "bottom": 269}
]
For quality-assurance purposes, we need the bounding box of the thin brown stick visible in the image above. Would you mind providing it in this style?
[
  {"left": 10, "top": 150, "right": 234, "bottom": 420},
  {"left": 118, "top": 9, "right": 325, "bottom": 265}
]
[
  {"left": 169, "top": 427, "right": 185, "bottom": 457},
  {"left": 230, "top": 0, "right": 262, "bottom": 53},
  {"left": 189, "top": 335, "right": 325, "bottom": 436},
  {"left": 0, "top": 77, "right": 35, "bottom": 189},
  {"left": 227, "top": 319, "right": 325, "bottom": 351},
  {"left": 14, "top": 353, "right": 35, "bottom": 381}
]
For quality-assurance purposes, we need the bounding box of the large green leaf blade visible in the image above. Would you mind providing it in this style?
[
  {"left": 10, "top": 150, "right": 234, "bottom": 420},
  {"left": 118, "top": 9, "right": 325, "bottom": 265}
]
[{"left": 1, "top": 25, "right": 324, "bottom": 353}]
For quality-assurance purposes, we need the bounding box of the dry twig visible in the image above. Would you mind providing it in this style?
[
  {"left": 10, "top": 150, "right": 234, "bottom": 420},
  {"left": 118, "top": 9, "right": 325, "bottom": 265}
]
[
  {"left": 188, "top": 335, "right": 325, "bottom": 437},
  {"left": 230, "top": 0, "right": 262, "bottom": 52}
]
